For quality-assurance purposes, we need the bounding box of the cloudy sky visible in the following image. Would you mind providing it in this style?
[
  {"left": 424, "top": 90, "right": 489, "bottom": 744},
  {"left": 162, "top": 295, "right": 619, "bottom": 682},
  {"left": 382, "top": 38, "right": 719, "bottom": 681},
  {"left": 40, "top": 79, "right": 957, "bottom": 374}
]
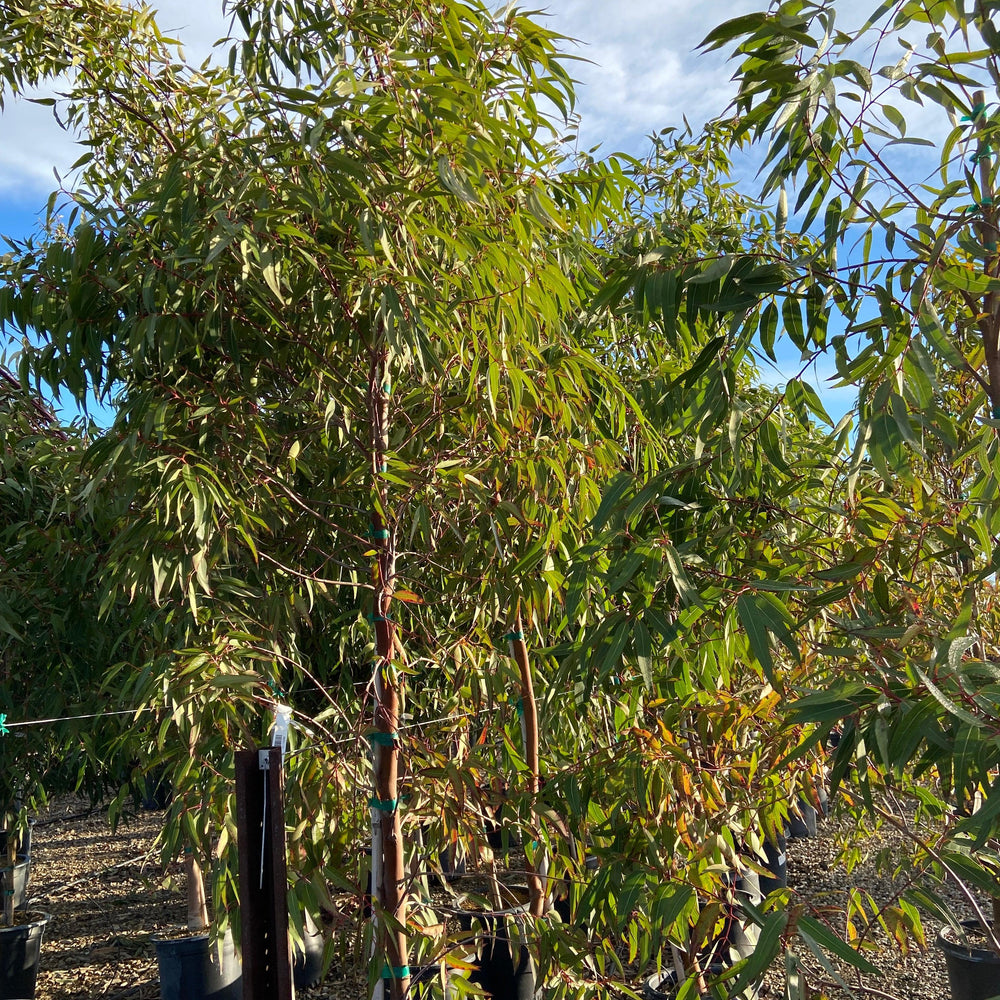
[
  {"left": 0, "top": 0, "right": 872, "bottom": 419},
  {"left": 0, "top": 0, "right": 758, "bottom": 229}
]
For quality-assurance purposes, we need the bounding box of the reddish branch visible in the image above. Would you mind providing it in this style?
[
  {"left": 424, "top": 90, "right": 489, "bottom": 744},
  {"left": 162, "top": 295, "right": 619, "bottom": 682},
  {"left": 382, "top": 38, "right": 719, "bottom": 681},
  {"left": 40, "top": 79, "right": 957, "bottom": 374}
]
[{"left": 369, "top": 352, "right": 409, "bottom": 1000}]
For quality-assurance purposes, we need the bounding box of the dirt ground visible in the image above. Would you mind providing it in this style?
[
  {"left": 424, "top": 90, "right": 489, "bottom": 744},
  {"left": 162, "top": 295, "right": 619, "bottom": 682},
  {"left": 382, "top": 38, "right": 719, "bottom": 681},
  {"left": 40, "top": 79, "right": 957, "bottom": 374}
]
[{"left": 23, "top": 797, "right": 963, "bottom": 999}]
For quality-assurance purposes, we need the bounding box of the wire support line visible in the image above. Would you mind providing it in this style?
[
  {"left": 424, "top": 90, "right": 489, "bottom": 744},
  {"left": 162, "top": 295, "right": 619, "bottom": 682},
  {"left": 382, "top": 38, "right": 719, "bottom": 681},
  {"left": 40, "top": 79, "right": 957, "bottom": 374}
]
[{"left": 4, "top": 708, "right": 148, "bottom": 730}]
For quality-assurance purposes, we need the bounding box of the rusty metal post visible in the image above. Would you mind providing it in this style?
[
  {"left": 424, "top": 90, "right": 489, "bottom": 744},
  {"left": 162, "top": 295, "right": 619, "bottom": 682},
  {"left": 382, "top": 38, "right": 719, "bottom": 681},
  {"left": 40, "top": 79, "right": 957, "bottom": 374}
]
[{"left": 235, "top": 746, "right": 292, "bottom": 1000}]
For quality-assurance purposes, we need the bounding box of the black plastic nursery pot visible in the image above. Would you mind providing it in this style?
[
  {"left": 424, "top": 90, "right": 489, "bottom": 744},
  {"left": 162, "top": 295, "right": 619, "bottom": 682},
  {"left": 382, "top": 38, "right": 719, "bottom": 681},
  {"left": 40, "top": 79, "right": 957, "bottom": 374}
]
[
  {"left": 644, "top": 965, "right": 728, "bottom": 1000},
  {"left": 700, "top": 869, "right": 760, "bottom": 968},
  {"left": 484, "top": 814, "right": 521, "bottom": 852},
  {"left": 140, "top": 770, "right": 172, "bottom": 811},
  {"left": 455, "top": 887, "right": 539, "bottom": 1000},
  {"left": 0, "top": 825, "right": 33, "bottom": 911},
  {"left": 645, "top": 963, "right": 759, "bottom": 1000},
  {"left": 439, "top": 841, "right": 468, "bottom": 882},
  {"left": 815, "top": 782, "right": 829, "bottom": 819},
  {"left": 788, "top": 778, "right": 829, "bottom": 839},
  {"left": 0, "top": 825, "right": 31, "bottom": 862},
  {"left": 787, "top": 797, "right": 817, "bottom": 839},
  {"left": 153, "top": 929, "right": 241, "bottom": 1000},
  {"left": 292, "top": 910, "right": 326, "bottom": 989},
  {"left": 0, "top": 862, "right": 30, "bottom": 913},
  {"left": 0, "top": 911, "right": 49, "bottom": 1000},
  {"left": 936, "top": 920, "right": 1000, "bottom": 1000},
  {"left": 757, "top": 832, "right": 788, "bottom": 897}
]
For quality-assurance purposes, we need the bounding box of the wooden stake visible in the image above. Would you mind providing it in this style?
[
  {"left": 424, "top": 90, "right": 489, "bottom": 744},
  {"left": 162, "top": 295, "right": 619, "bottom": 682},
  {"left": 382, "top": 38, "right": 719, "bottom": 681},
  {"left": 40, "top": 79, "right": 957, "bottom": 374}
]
[{"left": 235, "top": 747, "right": 293, "bottom": 1000}]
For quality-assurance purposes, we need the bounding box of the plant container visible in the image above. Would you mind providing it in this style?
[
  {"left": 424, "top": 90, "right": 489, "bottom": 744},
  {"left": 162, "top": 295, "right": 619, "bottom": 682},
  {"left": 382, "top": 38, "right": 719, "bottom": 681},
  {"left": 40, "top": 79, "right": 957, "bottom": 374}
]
[
  {"left": 644, "top": 965, "right": 725, "bottom": 1000},
  {"left": 0, "top": 862, "right": 30, "bottom": 913},
  {"left": 0, "top": 825, "right": 31, "bottom": 862},
  {"left": 788, "top": 797, "right": 817, "bottom": 839},
  {"left": 152, "top": 929, "right": 241, "bottom": 1000},
  {"left": 0, "top": 825, "right": 32, "bottom": 910},
  {"left": 702, "top": 869, "right": 760, "bottom": 967},
  {"left": 455, "top": 886, "right": 538, "bottom": 1000},
  {"left": 292, "top": 910, "right": 326, "bottom": 989},
  {"left": 815, "top": 782, "right": 830, "bottom": 819},
  {"left": 0, "top": 911, "right": 49, "bottom": 1000},
  {"left": 757, "top": 832, "right": 787, "bottom": 897},
  {"left": 439, "top": 841, "right": 468, "bottom": 882},
  {"left": 645, "top": 962, "right": 759, "bottom": 999},
  {"left": 937, "top": 920, "right": 1000, "bottom": 1000},
  {"left": 140, "top": 770, "right": 172, "bottom": 811}
]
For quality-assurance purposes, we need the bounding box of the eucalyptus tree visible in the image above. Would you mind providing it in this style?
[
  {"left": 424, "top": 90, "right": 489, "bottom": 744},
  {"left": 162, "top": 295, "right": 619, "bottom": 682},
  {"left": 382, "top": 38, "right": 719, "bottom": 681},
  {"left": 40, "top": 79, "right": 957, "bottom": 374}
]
[
  {"left": 0, "top": 367, "right": 142, "bottom": 923},
  {"left": 693, "top": 0, "right": 1000, "bottom": 969},
  {"left": 515, "top": 122, "right": 872, "bottom": 995},
  {"left": 0, "top": 0, "right": 646, "bottom": 992}
]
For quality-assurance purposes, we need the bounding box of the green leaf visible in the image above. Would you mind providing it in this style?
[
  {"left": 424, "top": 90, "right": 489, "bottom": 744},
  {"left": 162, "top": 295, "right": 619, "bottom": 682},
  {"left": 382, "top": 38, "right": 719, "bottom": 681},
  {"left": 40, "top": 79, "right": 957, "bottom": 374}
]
[
  {"left": 798, "top": 915, "right": 881, "bottom": 974},
  {"left": 883, "top": 103, "right": 906, "bottom": 135},
  {"left": 589, "top": 473, "right": 633, "bottom": 534},
  {"left": 758, "top": 419, "right": 789, "bottom": 471},
  {"left": 737, "top": 593, "right": 775, "bottom": 682},
  {"left": 782, "top": 296, "right": 806, "bottom": 350},
  {"left": 726, "top": 908, "right": 788, "bottom": 996},
  {"left": 936, "top": 264, "right": 1000, "bottom": 294},
  {"left": 698, "top": 11, "right": 768, "bottom": 51},
  {"left": 813, "top": 561, "right": 867, "bottom": 581},
  {"left": 759, "top": 301, "right": 779, "bottom": 362},
  {"left": 688, "top": 256, "right": 734, "bottom": 285},
  {"left": 918, "top": 305, "right": 968, "bottom": 370},
  {"left": 663, "top": 543, "right": 699, "bottom": 607},
  {"left": 889, "top": 392, "right": 921, "bottom": 451},
  {"left": 912, "top": 663, "right": 984, "bottom": 729}
]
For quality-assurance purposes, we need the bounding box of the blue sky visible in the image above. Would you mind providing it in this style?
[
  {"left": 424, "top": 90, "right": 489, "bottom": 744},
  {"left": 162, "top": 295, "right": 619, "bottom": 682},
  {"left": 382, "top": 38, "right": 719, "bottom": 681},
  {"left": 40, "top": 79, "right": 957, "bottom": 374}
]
[{"left": 0, "top": 0, "right": 870, "bottom": 424}]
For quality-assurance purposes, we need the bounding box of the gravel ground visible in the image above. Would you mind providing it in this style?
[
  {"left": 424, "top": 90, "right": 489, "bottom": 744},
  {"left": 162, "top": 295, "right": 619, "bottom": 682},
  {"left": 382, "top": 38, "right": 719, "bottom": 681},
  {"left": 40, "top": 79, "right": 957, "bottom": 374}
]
[
  {"left": 19, "top": 797, "right": 983, "bottom": 999},
  {"left": 763, "top": 811, "right": 954, "bottom": 1000}
]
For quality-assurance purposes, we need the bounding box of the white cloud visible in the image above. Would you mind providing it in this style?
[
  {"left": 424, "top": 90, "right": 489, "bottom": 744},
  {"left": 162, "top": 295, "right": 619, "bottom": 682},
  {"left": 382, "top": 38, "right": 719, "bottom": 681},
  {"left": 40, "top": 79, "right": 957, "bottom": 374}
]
[
  {"left": 0, "top": 95, "right": 74, "bottom": 193},
  {"left": 151, "top": 0, "right": 234, "bottom": 63},
  {"left": 0, "top": 1, "right": 233, "bottom": 201},
  {"left": 0, "top": 0, "right": 758, "bottom": 199},
  {"left": 2, "top": 0, "right": 970, "bottom": 204},
  {"left": 541, "top": 0, "right": 759, "bottom": 153}
]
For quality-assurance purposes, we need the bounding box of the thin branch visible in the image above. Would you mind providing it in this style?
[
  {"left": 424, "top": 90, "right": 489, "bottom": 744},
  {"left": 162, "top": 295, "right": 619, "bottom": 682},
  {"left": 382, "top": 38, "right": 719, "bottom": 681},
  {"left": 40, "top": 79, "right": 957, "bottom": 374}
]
[
  {"left": 259, "top": 550, "right": 373, "bottom": 589},
  {"left": 873, "top": 803, "right": 1000, "bottom": 953}
]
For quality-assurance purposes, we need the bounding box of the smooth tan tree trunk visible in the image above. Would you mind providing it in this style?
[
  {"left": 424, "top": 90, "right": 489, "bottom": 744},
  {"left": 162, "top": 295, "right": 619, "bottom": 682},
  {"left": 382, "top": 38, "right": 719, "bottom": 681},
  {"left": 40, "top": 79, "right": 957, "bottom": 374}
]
[
  {"left": 508, "top": 608, "right": 545, "bottom": 918},
  {"left": 185, "top": 851, "right": 209, "bottom": 931}
]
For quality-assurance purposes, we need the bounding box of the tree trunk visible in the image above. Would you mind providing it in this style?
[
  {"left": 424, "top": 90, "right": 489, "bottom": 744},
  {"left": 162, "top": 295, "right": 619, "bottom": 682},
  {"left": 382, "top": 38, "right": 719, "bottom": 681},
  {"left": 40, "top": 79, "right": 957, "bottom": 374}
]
[
  {"left": 508, "top": 608, "right": 546, "bottom": 919},
  {"left": 369, "top": 358, "right": 409, "bottom": 1000},
  {"left": 371, "top": 640, "right": 407, "bottom": 1000},
  {"left": 185, "top": 851, "right": 209, "bottom": 931}
]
